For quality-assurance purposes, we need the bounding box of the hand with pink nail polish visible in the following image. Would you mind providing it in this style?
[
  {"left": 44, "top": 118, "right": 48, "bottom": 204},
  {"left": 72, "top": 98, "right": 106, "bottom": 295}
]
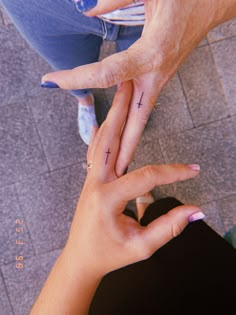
[{"left": 30, "top": 82, "right": 204, "bottom": 315}]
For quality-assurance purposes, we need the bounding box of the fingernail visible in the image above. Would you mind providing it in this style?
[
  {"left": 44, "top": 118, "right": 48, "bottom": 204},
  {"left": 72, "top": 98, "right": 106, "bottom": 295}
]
[
  {"left": 188, "top": 164, "right": 200, "bottom": 171},
  {"left": 75, "top": 0, "right": 98, "bottom": 13},
  {"left": 188, "top": 211, "right": 205, "bottom": 223},
  {"left": 41, "top": 81, "right": 59, "bottom": 88}
]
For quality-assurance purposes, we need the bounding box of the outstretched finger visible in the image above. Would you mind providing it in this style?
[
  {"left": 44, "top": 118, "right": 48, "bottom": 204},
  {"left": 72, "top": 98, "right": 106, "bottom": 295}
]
[
  {"left": 111, "top": 164, "right": 200, "bottom": 205},
  {"left": 115, "top": 73, "right": 163, "bottom": 176},
  {"left": 41, "top": 43, "right": 150, "bottom": 90},
  {"left": 90, "top": 81, "right": 133, "bottom": 181}
]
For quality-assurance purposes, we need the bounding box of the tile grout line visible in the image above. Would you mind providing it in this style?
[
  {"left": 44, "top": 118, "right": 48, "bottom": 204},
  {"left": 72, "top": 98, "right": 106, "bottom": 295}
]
[
  {"left": 207, "top": 33, "right": 236, "bottom": 46},
  {"left": 27, "top": 99, "right": 51, "bottom": 173},
  {"left": 199, "top": 193, "right": 236, "bottom": 234},
  {"left": 177, "top": 71, "right": 196, "bottom": 129},
  {"left": 0, "top": 160, "right": 86, "bottom": 190},
  {"left": 0, "top": 268, "right": 16, "bottom": 315},
  {"left": 0, "top": 8, "right": 4, "bottom": 25},
  {"left": 208, "top": 39, "right": 233, "bottom": 117}
]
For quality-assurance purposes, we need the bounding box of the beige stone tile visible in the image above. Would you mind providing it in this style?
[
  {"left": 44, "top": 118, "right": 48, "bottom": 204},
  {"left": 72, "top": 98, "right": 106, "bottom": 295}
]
[
  {"left": 179, "top": 45, "right": 229, "bottom": 126},
  {"left": 159, "top": 117, "right": 236, "bottom": 205},
  {"left": 208, "top": 19, "right": 236, "bottom": 43},
  {"left": 211, "top": 36, "right": 236, "bottom": 115}
]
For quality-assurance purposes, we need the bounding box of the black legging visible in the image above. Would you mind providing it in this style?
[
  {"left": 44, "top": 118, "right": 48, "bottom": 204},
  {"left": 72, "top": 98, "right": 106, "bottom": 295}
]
[{"left": 89, "top": 198, "right": 236, "bottom": 314}]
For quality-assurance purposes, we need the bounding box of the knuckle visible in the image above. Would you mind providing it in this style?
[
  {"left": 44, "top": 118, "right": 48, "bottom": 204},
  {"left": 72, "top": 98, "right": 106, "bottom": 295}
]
[
  {"left": 141, "top": 165, "right": 155, "bottom": 181},
  {"left": 100, "top": 63, "right": 118, "bottom": 88}
]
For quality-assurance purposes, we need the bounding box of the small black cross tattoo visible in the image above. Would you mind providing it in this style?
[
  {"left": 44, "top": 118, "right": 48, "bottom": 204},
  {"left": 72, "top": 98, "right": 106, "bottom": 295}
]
[
  {"left": 137, "top": 92, "right": 144, "bottom": 109},
  {"left": 105, "top": 148, "right": 111, "bottom": 165}
]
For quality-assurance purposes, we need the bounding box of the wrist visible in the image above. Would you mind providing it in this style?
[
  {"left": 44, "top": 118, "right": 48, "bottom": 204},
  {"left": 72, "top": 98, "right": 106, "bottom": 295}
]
[{"left": 61, "top": 243, "right": 103, "bottom": 282}]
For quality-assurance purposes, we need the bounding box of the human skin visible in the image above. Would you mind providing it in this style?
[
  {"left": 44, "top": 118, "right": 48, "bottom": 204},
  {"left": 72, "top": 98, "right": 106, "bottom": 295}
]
[
  {"left": 42, "top": 0, "right": 236, "bottom": 177},
  {"left": 30, "top": 81, "right": 203, "bottom": 315}
]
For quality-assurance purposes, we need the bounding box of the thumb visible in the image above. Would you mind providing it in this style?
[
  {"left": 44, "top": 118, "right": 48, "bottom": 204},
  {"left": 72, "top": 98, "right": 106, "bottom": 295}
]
[
  {"left": 140, "top": 205, "right": 205, "bottom": 257},
  {"left": 75, "top": 0, "right": 134, "bottom": 16}
]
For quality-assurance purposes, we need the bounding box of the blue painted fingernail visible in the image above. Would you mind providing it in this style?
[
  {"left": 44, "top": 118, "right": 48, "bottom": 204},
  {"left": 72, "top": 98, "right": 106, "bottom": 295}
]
[
  {"left": 75, "top": 0, "right": 98, "bottom": 13},
  {"left": 41, "top": 81, "right": 59, "bottom": 88}
]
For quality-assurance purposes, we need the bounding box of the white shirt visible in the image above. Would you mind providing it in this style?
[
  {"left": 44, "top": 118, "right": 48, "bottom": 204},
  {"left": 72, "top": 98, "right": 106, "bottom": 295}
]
[{"left": 99, "top": 1, "right": 145, "bottom": 26}]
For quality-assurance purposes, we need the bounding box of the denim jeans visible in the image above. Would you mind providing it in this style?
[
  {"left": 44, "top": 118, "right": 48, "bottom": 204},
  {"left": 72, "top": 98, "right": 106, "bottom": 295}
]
[{"left": 1, "top": 0, "right": 143, "bottom": 97}]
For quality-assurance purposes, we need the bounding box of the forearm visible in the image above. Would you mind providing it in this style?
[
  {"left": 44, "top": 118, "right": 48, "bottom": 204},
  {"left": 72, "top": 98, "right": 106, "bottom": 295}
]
[{"left": 30, "top": 246, "right": 102, "bottom": 315}]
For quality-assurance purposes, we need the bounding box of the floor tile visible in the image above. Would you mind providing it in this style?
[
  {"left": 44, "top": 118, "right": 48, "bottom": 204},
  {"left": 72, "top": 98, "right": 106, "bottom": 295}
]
[
  {"left": 0, "top": 8, "right": 4, "bottom": 26},
  {"left": 201, "top": 200, "right": 226, "bottom": 236},
  {"left": 0, "top": 25, "right": 52, "bottom": 106},
  {"left": 179, "top": 45, "right": 229, "bottom": 126},
  {"left": 99, "top": 40, "right": 116, "bottom": 60},
  {"left": 211, "top": 36, "right": 236, "bottom": 115},
  {"left": 128, "top": 138, "right": 174, "bottom": 200},
  {"left": 94, "top": 88, "right": 111, "bottom": 126},
  {"left": 28, "top": 90, "right": 87, "bottom": 170},
  {"left": 219, "top": 194, "right": 236, "bottom": 231},
  {"left": 197, "top": 37, "right": 208, "bottom": 47},
  {"left": 0, "top": 6, "right": 13, "bottom": 26},
  {"left": 0, "top": 274, "right": 14, "bottom": 315},
  {"left": 208, "top": 19, "right": 236, "bottom": 43},
  {"left": 16, "top": 164, "right": 86, "bottom": 254},
  {"left": 0, "top": 185, "right": 35, "bottom": 266},
  {"left": 1, "top": 249, "right": 61, "bottom": 315},
  {"left": 143, "top": 74, "right": 193, "bottom": 138},
  {"left": 0, "top": 101, "right": 48, "bottom": 187},
  {"left": 159, "top": 117, "right": 236, "bottom": 207}
]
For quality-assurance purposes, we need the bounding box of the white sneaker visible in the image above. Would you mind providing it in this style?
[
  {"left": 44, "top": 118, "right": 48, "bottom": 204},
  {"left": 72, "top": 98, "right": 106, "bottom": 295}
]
[{"left": 77, "top": 94, "right": 98, "bottom": 145}]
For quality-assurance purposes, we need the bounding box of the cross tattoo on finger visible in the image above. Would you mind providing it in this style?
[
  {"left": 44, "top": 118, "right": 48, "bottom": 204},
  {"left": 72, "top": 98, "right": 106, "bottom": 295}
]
[
  {"left": 137, "top": 92, "right": 144, "bottom": 109},
  {"left": 105, "top": 148, "right": 111, "bottom": 165}
]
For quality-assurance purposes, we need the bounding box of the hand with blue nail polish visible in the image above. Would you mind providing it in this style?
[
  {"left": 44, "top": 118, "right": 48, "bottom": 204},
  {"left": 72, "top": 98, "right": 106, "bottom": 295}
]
[
  {"left": 42, "top": 0, "right": 236, "bottom": 177},
  {"left": 41, "top": 81, "right": 59, "bottom": 88}
]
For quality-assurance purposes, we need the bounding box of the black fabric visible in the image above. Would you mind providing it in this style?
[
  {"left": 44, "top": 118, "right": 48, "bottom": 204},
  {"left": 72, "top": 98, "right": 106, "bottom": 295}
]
[{"left": 89, "top": 197, "right": 236, "bottom": 315}]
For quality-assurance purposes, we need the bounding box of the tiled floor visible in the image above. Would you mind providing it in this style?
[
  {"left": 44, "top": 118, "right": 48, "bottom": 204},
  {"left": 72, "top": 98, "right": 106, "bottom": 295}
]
[{"left": 0, "top": 5, "right": 236, "bottom": 315}]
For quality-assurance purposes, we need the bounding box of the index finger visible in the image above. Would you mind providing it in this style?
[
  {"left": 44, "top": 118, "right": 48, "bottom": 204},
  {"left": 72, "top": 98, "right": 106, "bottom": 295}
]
[
  {"left": 111, "top": 164, "right": 200, "bottom": 204},
  {"left": 41, "top": 43, "right": 150, "bottom": 90}
]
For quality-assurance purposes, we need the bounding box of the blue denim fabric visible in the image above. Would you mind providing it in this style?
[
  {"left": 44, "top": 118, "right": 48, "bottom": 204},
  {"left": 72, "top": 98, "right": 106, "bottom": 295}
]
[{"left": 1, "top": 0, "right": 143, "bottom": 97}]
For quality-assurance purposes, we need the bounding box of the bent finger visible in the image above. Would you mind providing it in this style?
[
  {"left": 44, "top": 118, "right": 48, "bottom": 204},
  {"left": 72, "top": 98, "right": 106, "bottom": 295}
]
[{"left": 139, "top": 205, "right": 205, "bottom": 256}]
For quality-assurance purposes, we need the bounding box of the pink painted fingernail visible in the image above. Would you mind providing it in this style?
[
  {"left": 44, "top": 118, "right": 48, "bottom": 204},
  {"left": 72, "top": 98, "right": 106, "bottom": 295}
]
[
  {"left": 188, "top": 212, "right": 205, "bottom": 223},
  {"left": 188, "top": 164, "right": 200, "bottom": 171}
]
